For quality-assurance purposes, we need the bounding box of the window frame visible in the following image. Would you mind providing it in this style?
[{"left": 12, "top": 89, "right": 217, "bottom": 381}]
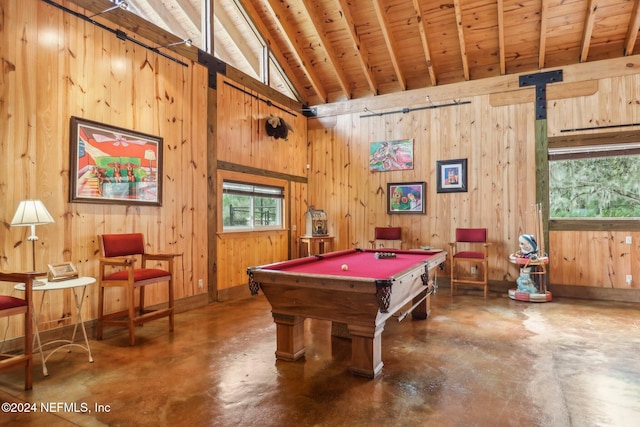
[
  {"left": 548, "top": 130, "right": 640, "bottom": 231},
  {"left": 212, "top": 0, "right": 302, "bottom": 103},
  {"left": 218, "top": 171, "right": 288, "bottom": 234}
]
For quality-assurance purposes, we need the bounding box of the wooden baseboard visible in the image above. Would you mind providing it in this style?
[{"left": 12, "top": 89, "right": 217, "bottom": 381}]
[
  {"left": 545, "top": 284, "right": 640, "bottom": 303},
  {"left": 217, "top": 283, "right": 253, "bottom": 301},
  {"left": 1, "top": 293, "right": 209, "bottom": 353},
  {"left": 444, "top": 279, "right": 640, "bottom": 303}
]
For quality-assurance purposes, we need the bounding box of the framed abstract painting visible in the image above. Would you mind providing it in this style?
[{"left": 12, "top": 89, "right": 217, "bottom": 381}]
[{"left": 387, "top": 182, "right": 426, "bottom": 214}]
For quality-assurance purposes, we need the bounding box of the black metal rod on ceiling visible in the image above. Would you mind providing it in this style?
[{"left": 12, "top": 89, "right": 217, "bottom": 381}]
[
  {"left": 360, "top": 100, "right": 472, "bottom": 118},
  {"left": 42, "top": 0, "right": 189, "bottom": 67}
]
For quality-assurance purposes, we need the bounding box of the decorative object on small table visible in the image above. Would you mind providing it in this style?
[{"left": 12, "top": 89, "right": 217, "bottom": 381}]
[
  {"left": 305, "top": 205, "right": 328, "bottom": 236},
  {"left": 47, "top": 262, "right": 79, "bottom": 282}
]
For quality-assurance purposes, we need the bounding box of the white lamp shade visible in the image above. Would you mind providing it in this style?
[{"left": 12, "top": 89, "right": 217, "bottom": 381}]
[{"left": 11, "top": 200, "right": 55, "bottom": 226}]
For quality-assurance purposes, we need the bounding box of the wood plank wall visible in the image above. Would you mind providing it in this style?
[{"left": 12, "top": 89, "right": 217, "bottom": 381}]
[
  {"left": 214, "top": 74, "right": 308, "bottom": 298},
  {"left": 0, "top": 0, "right": 209, "bottom": 340},
  {"left": 3, "top": 1, "right": 640, "bottom": 347},
  {"left": 308, "top": 57, "right": 640, "bottom": 296},
  {"left": 547, "top": 72, "right": 640, "bottom": 291},
  {"left": 307, "top": 98, "right": 536, "bottom": 284}
]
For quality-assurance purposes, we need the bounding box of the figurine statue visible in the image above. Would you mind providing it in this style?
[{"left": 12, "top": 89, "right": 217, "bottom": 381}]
[
  {"left": 514, "top": 234, "right": 538, "bottom": 260},
  {"left": 514, "top": 234, "right": 540, "bottom": 294}
]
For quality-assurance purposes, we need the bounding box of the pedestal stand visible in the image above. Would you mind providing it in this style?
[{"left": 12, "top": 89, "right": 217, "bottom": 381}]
[{"left": 508, "top": 256, "right": 552, "bottom": 303}]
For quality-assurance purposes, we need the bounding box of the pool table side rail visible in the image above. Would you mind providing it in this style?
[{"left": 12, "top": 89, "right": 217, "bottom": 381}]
[{"left": 247, "top": 250, "right": 446, "bottom": 295}]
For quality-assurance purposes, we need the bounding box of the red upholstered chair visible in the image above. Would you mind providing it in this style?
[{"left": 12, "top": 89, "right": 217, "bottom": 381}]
[
  {"left": 449, "top": 228, "right": 490, "bottom": 297},
  {"left": 369, "top": 227, "right": 403, "bottom": 249},
  {"left": 0, "top": 272, "right": 44, "bottom": 390},
  {"left": 97, "top": 233, "right": 178, "bottom": 346}
]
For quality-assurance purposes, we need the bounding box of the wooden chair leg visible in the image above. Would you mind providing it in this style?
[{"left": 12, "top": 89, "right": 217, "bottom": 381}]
[
  {"left": 25, "top": 306, "right": 33, "bottom": 390},
  {"left": 450, "top": 260, "right": 455, "bottom": 296},
  {"left": 96, "top": 286, "right": 105, "bottom": 340},
  {"left": 168, "top": 279, "right": 174, "bottom": 332},
  {"left": 139, "top": 285, "right": 145, "bottom": 314},
  {"left": 128, "top": 285, "right": 136, "bottom": 346},
  {"left": 484, "top": 261, "right": 489, "bottom": 298}
]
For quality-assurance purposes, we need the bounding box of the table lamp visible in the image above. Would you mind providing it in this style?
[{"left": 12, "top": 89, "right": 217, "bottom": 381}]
[{"left": 10, "top": 199, "right": 55, "bottom": 272}]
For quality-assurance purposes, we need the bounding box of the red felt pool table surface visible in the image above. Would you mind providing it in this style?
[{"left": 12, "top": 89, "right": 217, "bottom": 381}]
[{"left": 262, "top": 248, "right": 441, "bottom": 281}]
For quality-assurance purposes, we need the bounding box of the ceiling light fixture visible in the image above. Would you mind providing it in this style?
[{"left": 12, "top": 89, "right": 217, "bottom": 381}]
[{"left": 156, "top": 39, "right": 193, "bottom": 50}]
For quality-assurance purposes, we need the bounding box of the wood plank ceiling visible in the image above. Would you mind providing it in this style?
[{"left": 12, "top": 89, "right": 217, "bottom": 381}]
[{"left": 76, "top": 0, "right": 640, "bottom": 106}]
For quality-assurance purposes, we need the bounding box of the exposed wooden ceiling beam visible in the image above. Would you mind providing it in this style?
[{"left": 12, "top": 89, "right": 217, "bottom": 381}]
[
  {"left": 264, "top": 0, "right": 327, "bottom": 102},
  {"left": 336, "top": 0, "right": 378, "bottom": 95},
  {"left": 412, "top": 0, "right": 436, "bottom": 86},
  {"left": 538, "top": 0, "right": 549, "bottom": 69},
  {"left": 453, "top": 0, "right": 470, "bottom": 81},
  {"left": 301, "top": 0, "right": 351, "bottom": 99},
  {"left": 371, "top": 0, "right": 406, "bottom": 90},
  {"left": 580, "top": 0, "right": 598, "bottom": 63},
  {"left": 624, "top": 0, "right": 640, "bottom": 56},
  {"left": 236, "top": 0, "right": 311, "bottom": 104},
  {"left": 497, "top": 0, "right": 505, "bottom": 75}
]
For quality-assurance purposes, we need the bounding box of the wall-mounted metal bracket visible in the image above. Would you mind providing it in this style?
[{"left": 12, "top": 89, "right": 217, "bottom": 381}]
[{"left": 519, "top": 70, "right": 563, "bottom": 119}]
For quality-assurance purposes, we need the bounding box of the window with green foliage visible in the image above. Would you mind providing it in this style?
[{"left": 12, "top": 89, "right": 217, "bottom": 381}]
[
  {"left": 222, "top": 181, "right": 284, "bottom": 230},
  {"left": 549, "top": 144, "right": 640, "bottom": 219}
]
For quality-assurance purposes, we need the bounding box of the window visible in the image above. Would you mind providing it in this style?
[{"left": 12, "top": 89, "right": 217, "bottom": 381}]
[
  {"left": 125, "top": 0, "right": 301, "bottom": 102},
  {"left": 222, "top": 181, "right": 284, "bottom": 230},
  {"left": 549, "top": 143, "right": 640, "bottom": 219}
]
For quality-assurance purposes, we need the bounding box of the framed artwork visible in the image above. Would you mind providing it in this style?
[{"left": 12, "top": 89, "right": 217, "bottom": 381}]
[
  {"left": 387, "top": 182, "right": 426, "bottom": 214},
  {"left": 369, "top": 139, "right": 414, "bottom": 172},
  {"left": 47, "top": 262, "right": 79, "bottom": 282},
  {"left": 436, "top": 158, "right": 467, "bottom": 193},
  {"left": 69, "top": 117, "right": 163, "bottom": 206}
]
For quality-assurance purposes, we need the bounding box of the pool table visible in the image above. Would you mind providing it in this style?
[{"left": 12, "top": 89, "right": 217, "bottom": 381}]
[{"left": 247, "top": 248, "right": 447, "bottom": 378}]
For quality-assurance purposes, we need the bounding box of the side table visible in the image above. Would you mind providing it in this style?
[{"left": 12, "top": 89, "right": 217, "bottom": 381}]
[
  {"left": 299, "top": 235, "right": 334, "bottom": 257},
  {"left": 14, "top": 276, "right": 96, "bottom": 375}
]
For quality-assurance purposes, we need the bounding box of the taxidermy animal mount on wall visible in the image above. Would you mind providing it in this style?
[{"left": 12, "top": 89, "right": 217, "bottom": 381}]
[{"left": 265, "top": 114, "right": 294, "bottom": 140}]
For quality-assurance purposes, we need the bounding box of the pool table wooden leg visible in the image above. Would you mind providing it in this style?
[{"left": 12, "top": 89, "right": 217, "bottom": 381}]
[
  {"left": 347, "top": 323, "right": 385, "bottom": 378},
  {"left": 411, "top": 290, "right": 431, "bottom": 320},
  {"left": 272, "top": 313, "right": 306, "bottom": 361}
]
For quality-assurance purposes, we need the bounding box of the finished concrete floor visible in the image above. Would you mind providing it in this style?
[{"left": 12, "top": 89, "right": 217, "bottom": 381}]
[{"left": 1, "top": 292, "right": 639, "bottom": 426}]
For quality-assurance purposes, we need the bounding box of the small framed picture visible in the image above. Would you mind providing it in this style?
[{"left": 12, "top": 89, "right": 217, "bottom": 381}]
[
  {"left": 436, "top": 158, "right": 467, "bottom": 193},
  {"left": 387, "top": 182, "right": 426, "bottom": 214},
  {"left": 47, "top": 262, "right": 79, "bottom": 282}
]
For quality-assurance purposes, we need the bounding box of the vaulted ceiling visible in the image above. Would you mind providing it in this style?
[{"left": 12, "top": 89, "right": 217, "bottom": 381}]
[{"left": 73, "top": 0, "right": 640, "bottom": 107}]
